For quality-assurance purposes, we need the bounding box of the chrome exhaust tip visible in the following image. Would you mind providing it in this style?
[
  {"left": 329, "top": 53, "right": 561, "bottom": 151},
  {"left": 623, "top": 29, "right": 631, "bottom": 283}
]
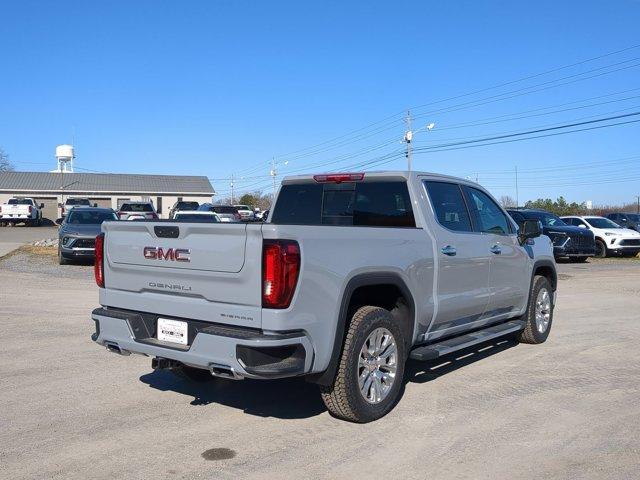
[
  {"left": 208, "top": 363, "right": 243, "bottom": 380},
  {"left": 105, "top": 342, "right": 131, "bottom": 356}
]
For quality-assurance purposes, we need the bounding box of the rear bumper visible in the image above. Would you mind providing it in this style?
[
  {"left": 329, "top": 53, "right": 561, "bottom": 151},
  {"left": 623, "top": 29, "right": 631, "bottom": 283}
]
[{"left": 91, "top": 307, "right": 313, "bottom": 379}]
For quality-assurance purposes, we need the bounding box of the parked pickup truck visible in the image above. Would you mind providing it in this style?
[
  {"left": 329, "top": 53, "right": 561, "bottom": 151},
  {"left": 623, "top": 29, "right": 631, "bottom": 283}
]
[
  {"left": 0, "top": 197, "right": 43, "bottom": 226},
  {"left": 91, "top": 171, "right": 557, "bottom": 422}
]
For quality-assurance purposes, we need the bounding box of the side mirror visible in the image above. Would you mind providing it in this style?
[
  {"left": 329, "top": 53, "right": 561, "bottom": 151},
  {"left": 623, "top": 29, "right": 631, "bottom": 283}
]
[
  {"left": 94, "top": 203, "right": 98, "bottom": 207},
  {"left": 40, "top": 203, "right": 45, "bottom": 209},
  {"left": 577, "top": 224, "right": 587, "bottom": 229},
  {"left": 55, "top": 218, "right": 63, "bottom": 226},
  {"left": 518, "top": 219, "right": 541, "bottom": 245}
]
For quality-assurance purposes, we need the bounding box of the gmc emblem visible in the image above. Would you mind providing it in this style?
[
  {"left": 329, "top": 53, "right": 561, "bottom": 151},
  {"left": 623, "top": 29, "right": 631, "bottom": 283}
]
[{"left": 143, "top": 246, "right": 191, "bottom": 262}]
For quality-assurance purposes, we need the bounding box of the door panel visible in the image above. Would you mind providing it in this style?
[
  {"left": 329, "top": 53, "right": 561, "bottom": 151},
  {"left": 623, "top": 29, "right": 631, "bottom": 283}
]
[
  {"left": 423, "top": 181, "right": 491, "bottom": 333},
  {"left": 462, "top": 186, "right": 528, "bottom": 317}
]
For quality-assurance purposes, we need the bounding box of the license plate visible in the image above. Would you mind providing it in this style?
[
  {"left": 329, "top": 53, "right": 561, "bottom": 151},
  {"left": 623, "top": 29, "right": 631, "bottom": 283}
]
[{"left": 157, "top": 318, "right": 188, "bottom": 345}]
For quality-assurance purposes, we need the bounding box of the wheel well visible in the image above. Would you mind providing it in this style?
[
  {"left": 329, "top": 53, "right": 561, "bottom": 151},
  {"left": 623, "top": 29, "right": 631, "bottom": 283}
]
[
  {"left": 347, "top": 284, "right": 414, "bottom": 347},
  {"left": 534, "top": 265, "right": 556, "bottom": 291}
]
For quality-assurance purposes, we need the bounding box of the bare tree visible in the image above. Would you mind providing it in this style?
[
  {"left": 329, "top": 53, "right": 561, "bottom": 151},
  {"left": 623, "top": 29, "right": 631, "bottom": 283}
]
[
  {"left": 0, "top": 147, "right": 14, "bottom": 172},
  {"left": 499, "top": 195, "right": 517, "bottom": 208}
]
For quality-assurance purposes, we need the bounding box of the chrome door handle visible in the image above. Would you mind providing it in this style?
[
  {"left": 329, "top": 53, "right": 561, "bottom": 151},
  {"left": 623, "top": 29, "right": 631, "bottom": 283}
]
[
  {"left": 490, "top": 244, "right": 502, "bottom": 255},
  {"left": 441, "top": 245, "right": 457, "bottom": 256}
]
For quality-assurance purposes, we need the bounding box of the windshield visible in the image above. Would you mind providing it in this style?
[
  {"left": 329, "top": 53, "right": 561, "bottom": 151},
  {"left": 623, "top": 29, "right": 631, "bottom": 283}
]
[
  {"left": 120, "top": 203, "right": 153, "bottom": 212},
  {"left": 66, "top": 210, "right": 117, "bottom": 224},
  {"left": 7, "top": 199, "right": 32, "bottom": 205},
  {"left": 175, "top": 213, "right": 219, "bottom": 222},
  {"left": 585, "top": 217, "right": 622, "bottom": 229},
  {"left": 66, "top": 198, "right": 90, "bottom": 206},
  {"left": 235, "top": 205, "right": 251, "bottom": 210},
  {"left": 517, "top": 211, "right": 566, "bottom": 227}
]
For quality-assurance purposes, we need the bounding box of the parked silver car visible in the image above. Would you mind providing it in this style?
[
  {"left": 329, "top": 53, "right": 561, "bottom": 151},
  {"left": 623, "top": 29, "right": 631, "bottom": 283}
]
[{"left": 58, "top": 207, "right": 117, "bottom": 264}]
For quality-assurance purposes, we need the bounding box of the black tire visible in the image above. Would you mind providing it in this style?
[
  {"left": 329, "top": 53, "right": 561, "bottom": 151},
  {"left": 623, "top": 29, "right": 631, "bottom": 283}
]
[
  {"left": 594, "top": 239, "right": 608, "bottom": 258},
  {"left": 320, "top": 306, "right": 406, "bottom": 423},
  {"left": 58, "top": 248, "right": 70, "bottom": 265},
  {"left": 518, "top": 275, "right": 554, "bottom": 344},
  {"left": 172, "top": 364, "right": 215, "bottom": 382}
]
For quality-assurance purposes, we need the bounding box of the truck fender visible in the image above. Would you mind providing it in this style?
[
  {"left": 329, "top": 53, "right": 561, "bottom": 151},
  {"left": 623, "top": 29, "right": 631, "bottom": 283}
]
[{"left": 308, "top": 272, "right": 416, "bottom": 387}]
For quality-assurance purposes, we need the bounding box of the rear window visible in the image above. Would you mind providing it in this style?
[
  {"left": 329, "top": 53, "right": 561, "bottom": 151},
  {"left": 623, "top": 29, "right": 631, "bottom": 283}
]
[
  {"left": 271, "top": 181, "right": 415, "bottom": 227},
  {"left": 8, "top": 198, "right": 33, "bottom": 205},
  {"left": 176, "top": 202, "right": 199, "bottom": 210},
  {"left": 120, "top": 203, "right": 153, "bottom": 212},
  {"left": 210, "top": 206, "right": 238, "bottom": 214}
]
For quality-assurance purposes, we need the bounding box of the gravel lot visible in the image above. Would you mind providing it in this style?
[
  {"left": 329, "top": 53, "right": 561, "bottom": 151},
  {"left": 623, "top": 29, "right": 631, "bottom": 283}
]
[{"left": 0, "top": 251, "right": 638, "bottom": 479}]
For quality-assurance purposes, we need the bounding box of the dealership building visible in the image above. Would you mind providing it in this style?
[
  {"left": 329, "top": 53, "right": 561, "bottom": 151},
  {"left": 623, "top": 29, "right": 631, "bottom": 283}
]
[{"left": 0, "top": 171, "right": 215, "bottom": 223}]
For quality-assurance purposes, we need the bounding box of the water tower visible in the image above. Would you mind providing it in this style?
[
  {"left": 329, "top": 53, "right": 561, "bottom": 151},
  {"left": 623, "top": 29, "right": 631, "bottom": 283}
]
[{"left": 54, "top": 144, "right": 74, "bottom": 173}]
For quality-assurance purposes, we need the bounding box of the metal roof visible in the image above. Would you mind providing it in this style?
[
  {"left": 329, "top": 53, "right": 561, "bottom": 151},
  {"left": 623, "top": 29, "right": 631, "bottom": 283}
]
[{"left": 0, "top": 171, "right": 214, "bottom": 195}]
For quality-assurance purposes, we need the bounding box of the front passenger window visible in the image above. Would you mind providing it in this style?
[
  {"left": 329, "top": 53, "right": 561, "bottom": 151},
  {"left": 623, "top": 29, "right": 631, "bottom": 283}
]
[{"left": 464, "top": 187, "right": 511, "bottom": 234}]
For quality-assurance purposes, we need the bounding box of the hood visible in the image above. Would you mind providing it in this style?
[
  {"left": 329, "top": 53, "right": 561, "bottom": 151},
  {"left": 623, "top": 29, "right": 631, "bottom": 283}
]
[{"left": 60, "top": 223, "right": 103, "bottom": 236}]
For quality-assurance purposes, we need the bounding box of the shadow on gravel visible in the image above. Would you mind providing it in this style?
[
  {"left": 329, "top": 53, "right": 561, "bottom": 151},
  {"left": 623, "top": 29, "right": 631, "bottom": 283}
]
[
  {"left": 139, "top": 337, "right": 519, "bottom": 420},
  {"left": 405, "top": 337, "right": 519, "bottom": 384},
  {"left": 139, "top": 370, "right": 326, "bottom": 419}
]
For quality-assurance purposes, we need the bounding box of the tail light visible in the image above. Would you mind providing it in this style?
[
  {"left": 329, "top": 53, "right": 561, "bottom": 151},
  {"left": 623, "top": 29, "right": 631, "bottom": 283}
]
[
  {"left": 118, "top": 212, "right": 126, "bottom": 219},
  {"left": 234, "top": 213, "right": 241, "bottom": 220},
  {"left": 28, "top": 206, "right": 33, "bottom": 214},
  {"left": 262, "top": 240, "right": 300, "bottom": 309},
  {"left": 150, "top": 212, "right": 158, "bottom": 219},
  {"left": 94, "top": 233, "right": 105, "bottom": 288},
  {"left": 61, "top": 206, "right": 65, "bottom": 215}
]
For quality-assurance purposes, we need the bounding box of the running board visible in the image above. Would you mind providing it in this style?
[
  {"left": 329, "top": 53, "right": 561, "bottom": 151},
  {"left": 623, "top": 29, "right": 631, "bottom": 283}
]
[{"left": 410, "top": 320, "right": 525, "bottom": 361}]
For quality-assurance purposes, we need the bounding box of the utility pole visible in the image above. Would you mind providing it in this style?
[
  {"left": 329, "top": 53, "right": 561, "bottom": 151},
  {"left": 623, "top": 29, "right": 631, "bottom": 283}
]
[
  {"left": 230, "top": 174, "right": 235, "bottom": 204},
  {"left": 270, "top": 157, "right": 277, "bottom": 197},
  {"left": 636, "top": 195, "right": 640, "bottom": 214},
  {"left": 404, "top": 110, "right": 413, "bottom": 171},
  {"left": 515, "top": 166, "right": 519, "bottom": 208}
]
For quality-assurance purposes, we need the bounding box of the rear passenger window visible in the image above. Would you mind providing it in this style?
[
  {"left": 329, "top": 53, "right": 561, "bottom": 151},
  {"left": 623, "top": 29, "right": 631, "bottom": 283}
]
[
  {"left": 271, "top": 181, "right": 415, "bottom": 227},
  {"left": 463, "top": 186, "right": 511, "bottom": 234},
  {"left": 424, "top": 181, "right": 473, "bottom": 232}
]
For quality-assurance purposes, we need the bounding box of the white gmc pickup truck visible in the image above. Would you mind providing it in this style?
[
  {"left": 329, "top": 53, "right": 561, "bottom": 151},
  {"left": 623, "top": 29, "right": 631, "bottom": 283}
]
[
  {"left": 0, "top": 197, "right": 43, "bottom": 226},
  {"left": 91, "top": 171, "right": 557, "bottom": 422}
]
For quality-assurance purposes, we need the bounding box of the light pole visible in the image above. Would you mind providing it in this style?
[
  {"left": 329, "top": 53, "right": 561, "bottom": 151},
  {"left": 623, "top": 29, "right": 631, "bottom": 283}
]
[{"left": 404, "top": 110, "right": 435, "bottom": 171}]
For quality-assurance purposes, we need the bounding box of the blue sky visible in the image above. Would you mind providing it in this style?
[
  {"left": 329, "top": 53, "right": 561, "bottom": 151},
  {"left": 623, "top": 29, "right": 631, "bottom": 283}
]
[{"left": 1, "top": 0, "right": 639, "bottom": 204}]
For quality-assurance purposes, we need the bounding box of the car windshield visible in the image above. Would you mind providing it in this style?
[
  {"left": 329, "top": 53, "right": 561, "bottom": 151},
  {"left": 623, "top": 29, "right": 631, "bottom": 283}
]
[
  {"left": 66, "top": 211, "right": 117, "bottom": 224},
  {"left": 520, "top": 211, "right": 566, "bottom": 227},
  {"left": 175, "top": 213, "right": 219, "bottom": 222},
  {"left": 235, "top": 205, "right": 251, "bottom": 210},
  {"left": 120, "top": 203, "right": 153, "bottom": 212},
  {"left": 7, "top": 199, "right": 32, "bottom": 205},
  {"left": 207, "top": 205, "right": 238, "bottom": 214},
  {"left": 585, "top": 217, "right": 622, "bottom": 229},
  {"left": 66, "top": 199, "right": 90, "bottom": 205}
]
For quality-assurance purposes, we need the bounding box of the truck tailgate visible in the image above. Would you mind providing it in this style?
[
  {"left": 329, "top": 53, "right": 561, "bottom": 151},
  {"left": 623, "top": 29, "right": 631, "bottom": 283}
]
[{"left": 100, "top": 221, "right": 264, "bottom": 328}]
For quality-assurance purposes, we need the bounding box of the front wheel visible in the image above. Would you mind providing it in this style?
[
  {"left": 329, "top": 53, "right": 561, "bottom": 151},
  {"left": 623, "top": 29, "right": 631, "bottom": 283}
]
[
  {"left": 594, "top": 239, "right": 608, "bottom": 258},
  {"left": 518, "top": 275, "right": 554, "bottom": 344},
  {"left": 320, "top": 306, "right": 406, "bottom": 423}
]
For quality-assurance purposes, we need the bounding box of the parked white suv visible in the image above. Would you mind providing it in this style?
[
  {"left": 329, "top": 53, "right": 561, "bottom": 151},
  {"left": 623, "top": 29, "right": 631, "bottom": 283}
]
[{"left": 561, "top": 216, "right": 640, "bottom": 258}]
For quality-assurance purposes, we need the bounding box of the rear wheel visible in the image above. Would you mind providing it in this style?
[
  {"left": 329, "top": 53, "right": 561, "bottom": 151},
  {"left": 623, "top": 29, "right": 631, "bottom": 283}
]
[
  {"left": 594, "top": 239, "right": 608, "bottom": 258},
  {"left": 518, "top": 275, "right": 554, "bottom": 344},
  {"left": 320, "top": 306, "right": 406, "bottom": 423}
]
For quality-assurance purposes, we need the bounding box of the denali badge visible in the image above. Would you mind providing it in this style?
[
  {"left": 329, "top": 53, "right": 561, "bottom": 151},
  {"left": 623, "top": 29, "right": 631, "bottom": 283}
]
[{"left": 143, "top": 246, "right": 191, "bottom": 262}]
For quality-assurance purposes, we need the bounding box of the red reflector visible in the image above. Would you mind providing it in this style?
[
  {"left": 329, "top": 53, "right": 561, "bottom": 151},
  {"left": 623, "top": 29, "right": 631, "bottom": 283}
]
[
  {"left": 262, "top": 240, "right": 300, "bottom": 309},
  {"left": 94, "top": 233, "right": 105, "bottom": 288},
  {"left": 313, "top": 173, "right": 365, "bottom": 183}
]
